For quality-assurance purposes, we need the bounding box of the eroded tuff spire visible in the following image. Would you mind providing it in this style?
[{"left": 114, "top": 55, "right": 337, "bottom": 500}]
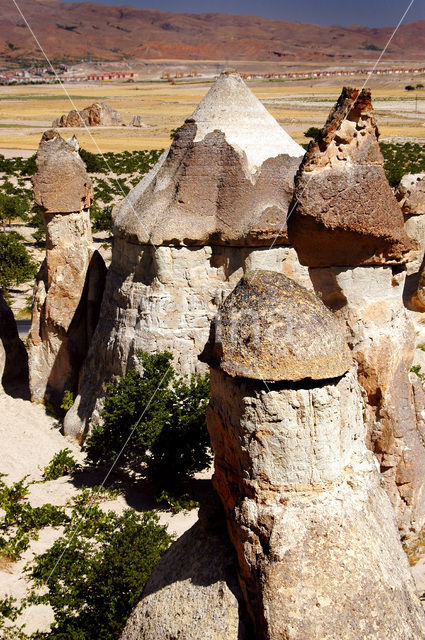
[
  {"left": 287, "top": 87, "right": 411, "bottom": 267},
  {"left": 114, "top": 71, "right": 305, "bottom": 247},
  {"left": 205, "top": 270, "right": 425, "bottom": 640},
  {"left": 28, "top": 130, "right": 106, "bottom": 409}
]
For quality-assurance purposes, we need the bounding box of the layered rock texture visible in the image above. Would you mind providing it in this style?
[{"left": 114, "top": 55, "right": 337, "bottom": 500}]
[
  {"left": 64, "top": 71, "right": 307, "bottom": 436},
  {"left": 53, "top": 102, "right": 123, "bottom": 127},
  {"left": 287, "top": 87, "right": 410, "bottom": 267},
  {"left": 0, "top": 294, "right": 29, "bottom": 397},
  {"left": 28, "top": 130, "right": 106, "bottom": 410},
  {"left": 289, "top": 88, "right": 425, "bottom": 533},
  {"left": 205, "top": 271, "right": 425, "bottom": 639},
  {"left": 123, "top": 271, "right": 425, "bottom": 640}
]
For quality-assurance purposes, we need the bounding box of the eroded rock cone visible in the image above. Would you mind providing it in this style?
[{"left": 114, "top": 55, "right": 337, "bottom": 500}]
[
  {"left": 287, "top": 87, "right": 411, "bottom": 267},
  {"left": 28, "top": 130, "right": 106, "bottom": 410},
  {"left": 65, "top": 71, "right": 308, "bottom": 436},
  {"left": 121, "top": 496, "right": 254, "bottom": 640},
  {"left": 53, "top": 102, "right": 123, "bottom": 127},
  {"left": 202, "top": 270, "right": 425, "bottom": 640},
  {"left": 0, "top": 293, "right": 29, "bottom": 398},
  {"left": 129, "top": 115, "right": 147, "bottom": 128}
]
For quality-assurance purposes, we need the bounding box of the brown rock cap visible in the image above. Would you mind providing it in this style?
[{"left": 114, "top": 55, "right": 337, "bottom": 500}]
[
  {"left": 33, "top": 129, "right": 93, "bottom": 214},
  {"left": 113, "top": 72, "right": 304, "bottom": 247},
  {"left": 201, "top": 270, "right": 352, "bottom": 381},
  {"left": 287, "top": 87, "right": 411, "bottom": 267}
]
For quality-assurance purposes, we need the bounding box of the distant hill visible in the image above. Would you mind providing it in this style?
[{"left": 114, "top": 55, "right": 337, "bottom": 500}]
[{"left": 1, "top": 0, "right": 425, "bottom": 65}]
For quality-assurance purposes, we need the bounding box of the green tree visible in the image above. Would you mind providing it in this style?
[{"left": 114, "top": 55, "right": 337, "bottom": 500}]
[
  {"left": 0, "top": 232, "right": 38, "bottom": 295},
  {"left": 304, "top": 126, "right": 321, "bottom": 139},
  {"left": 29, "top": 506, "right": 172, "bottom": 639},
  {"left": 85, "top": 351, "right": 212, "bottom": 488},
  {"left": 90, "top": 201, "right": 113, "bottom": 233}
]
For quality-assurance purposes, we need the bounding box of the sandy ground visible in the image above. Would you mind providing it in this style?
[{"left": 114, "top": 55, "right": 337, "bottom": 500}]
[{"left": 0, "top": 393, "right": 200, "bottom": 634}]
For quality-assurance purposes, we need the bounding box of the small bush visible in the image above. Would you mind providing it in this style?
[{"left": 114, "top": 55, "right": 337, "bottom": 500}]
[
  {"left": 28, "top": 504, "right": 172, "bottom": 639},
  {"left": 304, "top": 126, "right": 321, "bottom": 139},
  {"left": 60, "top": 389, "right": 74, "bottom": 411},
  {"left": 85, "top": 351, "right": 212, "bottom": 489},
  {"left": 42, "top": 448, "right": 80, "bottom": 481},
  {"left": 0, "top": 475, "right": 68, "bottom": 560},
  {"left": 0, "top": 479, "right": 173, "bottom": 639},
  {"left": 0, "top": 231, "right": 38, "bottom": 295},
  {"left": 90, "top": 201, "right": 113, "bottom": 232}
]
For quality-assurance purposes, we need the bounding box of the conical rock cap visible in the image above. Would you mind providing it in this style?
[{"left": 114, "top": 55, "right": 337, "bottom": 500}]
[
  {"left": 114, "top": 72, "right": 304, "bottom": 247},
  {"left": 191, "top": 70, "right": 304, "bottom": 173}
]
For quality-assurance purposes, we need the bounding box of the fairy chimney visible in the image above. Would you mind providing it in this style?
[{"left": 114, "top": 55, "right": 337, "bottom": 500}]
[
  {"left": 288, "top": 88, "right": 425, "bottom": 534},
  {"left": 203, "top": 270, "right": 425, "bottom": 639},
  {"left": 64, "top": 71, "right": 308, "bottom": 437},
  {"left": 121, "top": 270, "right": 425, "bottom": 640},
  {"left": 28, "top": 130, "right": 106, "bottom": 410}
]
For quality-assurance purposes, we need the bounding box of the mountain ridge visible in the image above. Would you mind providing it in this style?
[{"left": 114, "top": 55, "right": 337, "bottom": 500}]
[{"left": 1, "top": 0, "right": 425, "bottom": 64}]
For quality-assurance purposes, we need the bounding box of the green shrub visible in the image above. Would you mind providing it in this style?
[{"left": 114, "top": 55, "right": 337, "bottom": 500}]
[
  {"left": 304, "top": 126, "right": 321, "bottom": 139},
  {"left": 0, "top": 192, "right": 31, "bottom": 226},
  {"left": 60, "top": 389, "right": 74, "bottom": 411},
  {"left": 28, "top": 504, "right": 172, "bottom": 639},
  {"left": 0, "top": 480, "right": 173, "bottom": 639},
  {"left": 42, "top": 448, "right": 80, "bottom": 481},
  {"left": 0, "top": 475, "right": 68, "bottom": 560},
  {"left": 0, "top": 231, "right": 38, "bottom": 295},
  {"left": 380, "top": 141, "right": 425, "bottom": 187},
  {"left": 85, "top": 351, "right": 212, "bottom": 488},
  {"left": 90, "top": 202, "right": 113, "bottom": 232}
]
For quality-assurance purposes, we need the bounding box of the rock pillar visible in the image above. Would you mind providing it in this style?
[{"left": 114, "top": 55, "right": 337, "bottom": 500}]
[
  {"left": 65, "top": 71, "right": 308, "bottom": 436},
  {"left": 28, "top": 130, "right": 106, "bottom": 410},
  {"left": 288, "top": 87, "right": 425, "bottom": 533},
  {"left": 202, "top": 270, "right": 425, "bottom": 640}
]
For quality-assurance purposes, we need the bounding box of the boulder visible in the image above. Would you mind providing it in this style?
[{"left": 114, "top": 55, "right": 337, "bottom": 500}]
[
  {"left": 129, "top": 115, "right": 147, "bottom": 127},
  {"left": 53, "top": 102, "right": 123, "bottom": 127},
  {"left": 28, "top": 131, "right": 106, "bottom": 410},
  {"left": 201, "top": 270, "right": 351, "bottom": 381},
  {"left": 287, "top": 87, "right": 411, "bottom": 267},
  {"left": 121, "top": 509, "right": 253, "bottom": 640},
  {"left": 33, "top": 129, "right": 93, "bottom": 214}
]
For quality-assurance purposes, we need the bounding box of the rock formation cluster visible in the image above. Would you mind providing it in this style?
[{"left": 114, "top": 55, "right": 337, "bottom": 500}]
[
  {"left": 19, "top": 78, "right": 425, "bottom": 637},
  {"left": 64, "top": 71, "right": 307, "bottom": 436},
  {"left": 122, "top": 271, "right": 425, "bottom": 639},
  {"left": 288, "top": 87, "right": 425, "bottom": 533},
  {"left": 53, "top": 102, "right": 123, "bottom": 127},
  {"left": 28, "top": 130, "right": 106, "bottom": 410}
]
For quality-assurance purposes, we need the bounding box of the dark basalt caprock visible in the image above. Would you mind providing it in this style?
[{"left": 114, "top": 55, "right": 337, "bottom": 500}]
[
  {"left": 287, "top": 87, "right": 411, "bottom": 267},
  {"left": 200, "top": 270, "right": 352, "bottom": 381}
]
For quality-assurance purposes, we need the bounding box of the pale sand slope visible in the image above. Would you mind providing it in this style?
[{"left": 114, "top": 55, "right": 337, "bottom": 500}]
[{"left": 0, "top": 394, "right": 199, "bottom": 634}]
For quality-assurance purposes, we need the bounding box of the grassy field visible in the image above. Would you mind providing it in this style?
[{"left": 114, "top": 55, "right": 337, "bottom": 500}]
[{"left": 0, "top": 78, "right": 424, "bottom": 153}]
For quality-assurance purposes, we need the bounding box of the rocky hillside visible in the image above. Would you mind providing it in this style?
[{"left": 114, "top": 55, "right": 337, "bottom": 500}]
[{"left": 1, "top": 0, "right": 425, "bottom": 64}]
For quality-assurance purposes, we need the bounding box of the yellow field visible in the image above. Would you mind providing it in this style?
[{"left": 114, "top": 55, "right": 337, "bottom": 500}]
[{"left": 0, "top": 78, "right": 424, "bottom": 153}]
